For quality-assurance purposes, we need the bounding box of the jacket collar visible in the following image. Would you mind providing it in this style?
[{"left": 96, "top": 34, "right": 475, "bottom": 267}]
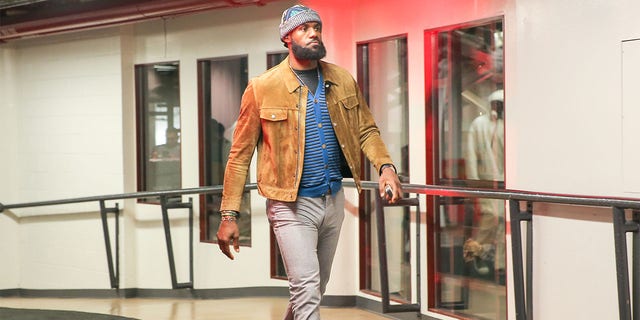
[{"left": 278, "top": 56, "right": 339, "bottom": 93}]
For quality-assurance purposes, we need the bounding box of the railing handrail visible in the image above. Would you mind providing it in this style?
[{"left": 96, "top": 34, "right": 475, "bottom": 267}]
[
  {"left": 392, "top": 182, "right": 640, "bottom": 209},
  {"left": 2, "top": 181, "right": 639, "bottom": 319},
  {"left": 3, "top": 181, "right": 640, "bottom": 213},
  {"left": 0, "top": 184, "right": 238, "bottom": 213}
]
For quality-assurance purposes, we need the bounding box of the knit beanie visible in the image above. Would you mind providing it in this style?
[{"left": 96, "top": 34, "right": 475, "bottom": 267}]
[{"left": 279, "top": 5, "right": 322, "bottom": 40}]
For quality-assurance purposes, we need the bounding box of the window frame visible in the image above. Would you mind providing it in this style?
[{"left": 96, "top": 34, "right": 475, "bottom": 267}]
[
  {"left": 196, "top": 55, "right": 251, "bottom": 245},
  {"left": 424, "top": 16, "right": 506, "bottom": 317},
  {"left": 356, "top": 34, "right": 411, "bottom": 303},
  {"left": 135, "top": 61, "right": 182, "bottom": 204}
]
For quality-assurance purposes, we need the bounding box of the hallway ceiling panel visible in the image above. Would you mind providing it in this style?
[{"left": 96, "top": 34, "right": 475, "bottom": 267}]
[{"left": 0, "top": 0, "right": 283, "bottom": 42}]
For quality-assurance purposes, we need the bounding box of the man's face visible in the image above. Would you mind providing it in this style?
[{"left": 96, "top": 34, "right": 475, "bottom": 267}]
[
  {"left": 166, "top": 131, "right": 179, "bottom": 147},
  {"left": 287, "top": 22, "right": 326, "bottom": 60}
]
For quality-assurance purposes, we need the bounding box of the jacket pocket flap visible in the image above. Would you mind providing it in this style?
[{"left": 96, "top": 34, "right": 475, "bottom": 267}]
[
  {"left": 339, "top": 95, "right": 358, "bottom": 110},
  {"left": 260, "top": 108, "right": 288, "bottom": 121}
]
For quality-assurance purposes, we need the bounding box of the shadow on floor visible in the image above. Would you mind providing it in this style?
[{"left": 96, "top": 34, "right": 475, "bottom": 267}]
[{"left": 0, "top": 307, "right": 139, "bottom": 320}]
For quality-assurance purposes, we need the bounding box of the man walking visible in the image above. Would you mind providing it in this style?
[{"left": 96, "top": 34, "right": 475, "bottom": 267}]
[{"left": 217, "top": 5, "right": 402, "bottom": 319}]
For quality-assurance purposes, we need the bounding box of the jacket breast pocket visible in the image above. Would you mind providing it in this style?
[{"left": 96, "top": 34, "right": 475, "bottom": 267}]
[
  {"left": 338, "top": 95, "right": 358, "bottom": 110},
  {"left": 259, "top": 108, "right": 292, "bottom": 143},
  {"left": 337, "top": 95, "right": 359, "bottom": 128},
  {"left": 260, "top": 108, "right": 288, "bottom": 121}
]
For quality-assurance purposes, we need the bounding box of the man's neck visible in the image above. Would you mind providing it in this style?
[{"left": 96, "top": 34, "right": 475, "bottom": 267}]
[{"left": 289, "top": 54, "right": 318, "bottom": 70}]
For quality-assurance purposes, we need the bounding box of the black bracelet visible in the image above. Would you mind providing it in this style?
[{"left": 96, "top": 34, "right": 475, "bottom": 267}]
[{"left": 379, "top": 163, "right": 397, "bottom": 176}]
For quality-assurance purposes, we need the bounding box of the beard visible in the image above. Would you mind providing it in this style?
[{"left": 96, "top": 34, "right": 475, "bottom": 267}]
[{"left": 291, "top": 40, "right": 327, "bottom": 60}]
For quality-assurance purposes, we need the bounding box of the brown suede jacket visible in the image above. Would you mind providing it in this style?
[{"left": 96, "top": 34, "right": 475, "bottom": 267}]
[{"left": 219, "top": 56, "right": 394, "bottom": 211}]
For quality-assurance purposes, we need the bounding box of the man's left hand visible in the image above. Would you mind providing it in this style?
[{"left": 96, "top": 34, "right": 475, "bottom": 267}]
[{"left": 379, "top": 166, "right": 402, "bottom": 204}]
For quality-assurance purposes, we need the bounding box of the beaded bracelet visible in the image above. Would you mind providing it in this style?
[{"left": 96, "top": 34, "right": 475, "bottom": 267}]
[{"left": 220, "top": 210, "right": 239, "bottom": 218}]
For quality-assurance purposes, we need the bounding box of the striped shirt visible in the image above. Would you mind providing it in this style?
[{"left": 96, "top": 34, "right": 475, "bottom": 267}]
[{"left": 297, "top": 69, "right": 343, "bottom": 197}]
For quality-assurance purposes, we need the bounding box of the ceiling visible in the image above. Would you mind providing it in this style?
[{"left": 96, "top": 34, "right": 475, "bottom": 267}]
[{"left": 0, "top": 0, "right": 281, "bottom": 42}]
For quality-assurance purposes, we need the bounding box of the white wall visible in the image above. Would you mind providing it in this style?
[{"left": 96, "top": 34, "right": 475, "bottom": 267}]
[
  {"left": 0, "top": 45, "right": 20, "bottom": 290},
  {"left": 19, "top": 214, "right": 112, "bottom": 289},
  {"left": 0, "top": 46, "right": 19, "bottom": 203},
  {"left": 508, "top": 0, "right": 639, "bottom": 197},
  {"left": 0, "top": 214, "right": 19, "bottom": 289},
  {"left": 0, "top": 28, "right": 127, "bottom": 289},
  {"left": 9, "top": 29, "right": 125, "bottom": 216},
  {"left": 1, "top": 0, "right": 639, "bottom": 319},
  {"left": 508, "top": 0, "right": 640, "bottom": 318}
]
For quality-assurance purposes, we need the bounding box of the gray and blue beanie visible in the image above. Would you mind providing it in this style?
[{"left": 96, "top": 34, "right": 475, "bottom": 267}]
[{"left": 279, "top": 5, "right": 322, "bottom": 40}]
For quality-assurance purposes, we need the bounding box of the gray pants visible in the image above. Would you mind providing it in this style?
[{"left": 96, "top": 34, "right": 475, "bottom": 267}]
[{"left": 267, "top": 189, "right": 345, "bottom": 320}]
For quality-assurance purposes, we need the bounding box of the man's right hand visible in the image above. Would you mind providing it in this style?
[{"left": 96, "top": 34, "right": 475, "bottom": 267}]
[{"left": 217, "top": 220, "right": 240, "bottom": 260}]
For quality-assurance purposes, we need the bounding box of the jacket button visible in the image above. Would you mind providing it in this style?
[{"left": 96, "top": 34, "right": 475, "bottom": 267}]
[{"left": 271, "top": 114, "right": 276, "bottom": 119}]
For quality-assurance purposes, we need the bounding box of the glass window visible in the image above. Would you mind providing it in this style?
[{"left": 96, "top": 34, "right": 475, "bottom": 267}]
[
  {"left": 426, "top": 19, "right": 506, "bottom": 319},
  {"left": 357, "top": 37, "right": 411, "bottom": 302},
  {"left": 198, "top": 56, "right": 251, "bottom": 245},
  {"left": 135, "top": 62, "right": 181, "bottom": 203}
]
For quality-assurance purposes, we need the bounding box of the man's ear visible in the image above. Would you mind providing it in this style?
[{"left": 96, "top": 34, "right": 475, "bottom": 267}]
[{"left": 281, "top": 35, "right": 291, "bottom": 48}]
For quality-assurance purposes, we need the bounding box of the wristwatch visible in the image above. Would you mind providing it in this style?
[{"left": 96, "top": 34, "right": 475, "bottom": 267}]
[{"left": 379, "top": 163, "right": 397, "bottom": 175}]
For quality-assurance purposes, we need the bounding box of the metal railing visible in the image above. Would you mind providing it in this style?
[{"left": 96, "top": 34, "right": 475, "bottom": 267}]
[
  {"left": 2, "top": 182, "right": 640, "bottom": 319},
  {"left": 388, "top": 182, "right": 640, "bottom": 320},
  {"left": 0, "top": 185, "right": 234, "bottom": 291}
]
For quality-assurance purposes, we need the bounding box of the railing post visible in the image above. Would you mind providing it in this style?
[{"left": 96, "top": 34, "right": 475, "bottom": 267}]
[
  {"left": 375, "top": 193, "right": 391, "bottom": 313},
  {"left": 525, "top": 201, "right": 533, "bottom": 319},
  {"left": 160, "top": 196, "right": 194, "bottom": 289},
  {"left": 612, "top": 206, "right": 638, "bottom": 320},
  {"left": 375, "top": 193, "right": 421, "bottom": 314},
  {"left": 633, "top": 210, "right": 640, "bottom": 320},
  {"left": 509, "top": 199, "right": 532, "bottom": 320},
  {"left": 99, "top": 200, "right": 120, "bottom": 289}
]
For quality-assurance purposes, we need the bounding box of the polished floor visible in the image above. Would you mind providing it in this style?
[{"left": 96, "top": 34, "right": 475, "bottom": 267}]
[{"left": 0, "top": 296, "right": 394, "bottom": 320}]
